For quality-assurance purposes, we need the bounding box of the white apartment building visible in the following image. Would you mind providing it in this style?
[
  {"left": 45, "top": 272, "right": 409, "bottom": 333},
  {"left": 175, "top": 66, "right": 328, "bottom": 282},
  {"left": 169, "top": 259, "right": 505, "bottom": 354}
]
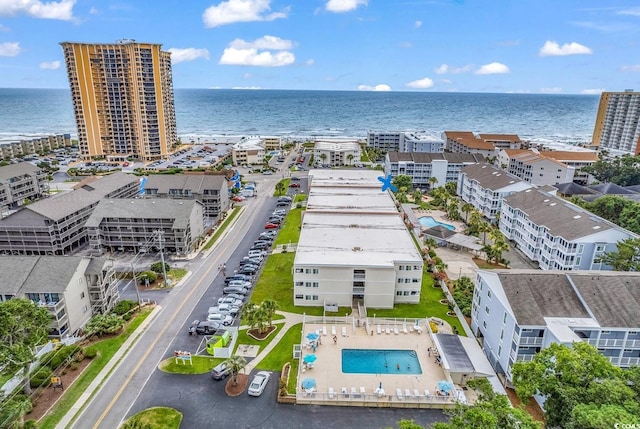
[
  {"left": 0, "top": 162, "right": 49, "bottom": 213},
  {"left": 0, "top": 134, "right": 73, "bottom": 159},
  {"left": 471, "top": 270, "right": 640, "bottom": 382},
  {"left": 0, "top": 256, "right": 119, "bottom": 338},
  {"left": 294, "top": 169, "right": 423, "bottom": 309},
  {"left": 539, "top": 150, "right": 599, "bottom": 185},
  {"left": 231, "top": 137, "right": 265, "bottom": 165},
  {"left": 385, "top": 152, "right": 484, "bottom": 189},
  {"left": 367, "top": 131, "right": 444, "bottom": 153},
  {"left": 457, "top": 163, "right": 535, "bottom": 222},
  {"left": 443, "top": 131, "right": 522, "bottom": 157},
  {"left": 496, "top": 150, "right": 575, "bottom": 186},
  {"left": 592, "top": 90, "right": 640, "bottom": 155},
  {"left": 262, "top": 136, "right": 282, "bottom": 151},
  {"left": 499, "top": 188, "right": 638, "bottom": 270},
  {"left": 313, "top": 140, "right": 361, "bottom": 167}
]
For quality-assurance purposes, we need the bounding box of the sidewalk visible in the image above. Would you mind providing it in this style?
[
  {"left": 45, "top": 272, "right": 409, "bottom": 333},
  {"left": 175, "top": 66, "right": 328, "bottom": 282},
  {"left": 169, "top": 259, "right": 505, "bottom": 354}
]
[
  {"left": 55, "top": 305, "right": 163, "bottom": 429},
  {"left": 244, "top": 311, "right": 304, "bottom": 373}
]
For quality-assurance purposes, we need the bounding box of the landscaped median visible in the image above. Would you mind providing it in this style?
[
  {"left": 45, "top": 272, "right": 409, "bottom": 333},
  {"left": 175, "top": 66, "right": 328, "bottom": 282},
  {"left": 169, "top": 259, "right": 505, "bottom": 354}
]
[
  {"left": 203, "top": 206, "right": 241, "bottom": 251},
  {"left": 121, "top": 406, "right": 182, "bottom": 429}
]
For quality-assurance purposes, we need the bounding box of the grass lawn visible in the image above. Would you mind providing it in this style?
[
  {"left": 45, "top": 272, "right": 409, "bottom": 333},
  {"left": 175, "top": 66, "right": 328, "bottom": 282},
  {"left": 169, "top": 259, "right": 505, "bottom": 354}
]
[
  {"left": 233, "top": 322, "right": 285, "bottom": 355},
  {"left": 256, "top": 323, "right": 303, "bottom": 372},
  {"left": 159, "top": 355, "right": 220, "bottom": 374},
  {"left": 250, "top": 253, "right": 349, "bottom": 316},
  {"left": 273, "top": 179, "right": 291, "bottom": 196},
  {"left": 39, "top": 307, "right": 155, "bottom": 429},
  {"left": 293, "top": 194, "right": 307, "bottom": 202},
  {"left": 203, "top": 207, "right": 241, "bottom": 251},
  {"left": 168, "top": 268, "right": 187, "bottom": 284},
  {"left": 273, "top": 207, "right": 303, "bottom": 246},
  {"left": 371, "top": 272, "right": 466, "bottom": 336},
  {"left": 286, "top": 359, "right": 300, "bottom": 394},
  {"left": 122, "top": 407, "right": 182, "bottom": 429}
]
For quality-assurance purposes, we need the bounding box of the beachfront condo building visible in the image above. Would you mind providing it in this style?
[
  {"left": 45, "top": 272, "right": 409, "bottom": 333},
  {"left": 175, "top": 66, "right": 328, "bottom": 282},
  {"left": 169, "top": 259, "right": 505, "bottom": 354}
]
[
  {"left": 385, "top": 152, "right": 484, "bottom": 189},
  {"left": 471, "top": 269, "right": 640, "bottom": 383},
  {"left": 60, "top": 40, "right": 177, "bottom": 161},
  {"left": 367, "top": 131, "right": 444, "bottom": 153},
  {"left": 443, "top": 132, "right": 522, "bottom": 158},
  {"left": 499, "top": 188, "right": 638, "bottom": 270},
  {"left": 313, "top": 140, "right": 361, "bottom": 167},
  {"left": 497, "top": 149, "right": 598, "bottom": 185},
  {"left": 293, "top": 170, "right": 423, "bottom": 309},
  {"left": 0, "top": 162, "right": 49, "bottom": 214},
  {"left": 457, "top": 163, "right": 534, "bottom": 222},
  {"left": 0, "top": 256, "right": 119, "bottom": 338},
  {"left": 592, "top": 90, "right": 640, "bottom": 155},
  {"left": 0, "top": 134, "right": 73, "bottom": 159}
]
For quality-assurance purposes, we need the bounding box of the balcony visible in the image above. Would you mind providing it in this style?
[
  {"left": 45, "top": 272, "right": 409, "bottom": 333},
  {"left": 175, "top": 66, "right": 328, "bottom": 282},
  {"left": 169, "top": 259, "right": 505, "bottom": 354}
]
[
  {"left": 516, "top": 354, "right": 536, "bottom": 362},
  {"left": 608, "top": 356, "right": 640, "bottom": 367},
  {"left": 518, "top": 337, "right": 543, "bottom": 346},
  {"left": 39, "top": 298, "right": 65, "bottom": 313},
  {"left": 587, "top": 338, "right": 625, "bottom": 348}
]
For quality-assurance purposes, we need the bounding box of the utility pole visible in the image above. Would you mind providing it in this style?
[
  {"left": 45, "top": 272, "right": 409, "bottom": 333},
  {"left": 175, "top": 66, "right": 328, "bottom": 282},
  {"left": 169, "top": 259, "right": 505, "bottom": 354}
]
[
  {"left": 131, "top": 263, "right": 141, "bottom": 305},
  {"left": 157, "top": 230, "right": 169, "bottom": 287}
]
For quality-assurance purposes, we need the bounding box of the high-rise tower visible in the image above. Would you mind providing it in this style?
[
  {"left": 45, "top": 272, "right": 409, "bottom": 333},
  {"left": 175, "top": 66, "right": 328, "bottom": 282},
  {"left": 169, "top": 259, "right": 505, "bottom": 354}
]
[
  {"left": 60, "top": 39, "right": 177, "bottom": 161},
  {"left": 592, "top": 90, "right": 640, "bottom": 155}
]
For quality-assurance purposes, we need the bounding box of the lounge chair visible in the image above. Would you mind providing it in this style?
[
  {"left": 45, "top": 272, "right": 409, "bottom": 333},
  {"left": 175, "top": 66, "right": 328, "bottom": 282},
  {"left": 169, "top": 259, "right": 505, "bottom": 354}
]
[
  {"left": 328, "top": 387, "right": 335, "bottom": 399},
  {"left": 405, "top": 389, "right": 412, "bottom": 399},
  {"left": 351, "top": 387, "right": 357, "bottom": 397},
  {"left": 342, "top": 387, "right": 348, "bottom": 398},
  {"left": 402, "top": 324, "right": 408, "bottom": 334},
  {"left": 376, "top": 324, "right": 382, "bottom": 334},
  {"left": 385, "top": 325, "right": 390, "bottom": 334},
  {"left": 331, "top": 326, "right": 336, "bottom": 336},
  {"left": 393, "top": 325, "right": 399, "bottom": 335},
  {"left": 360, "top": 387, "right": 366, "bottom": 396},
  {"left": 322, "top": 326, "right": 327, "bottom": 336},
  {"left": 424, "top": 389, "right": 430, "bottom": 397},
  {"left": 341, "top": 326, "right": 347, "bottom": 337},
  {"left": 414, "top": 389, "right": 422, "bottom": 399},
  {"left": 396, "top": 388, "right": 404, "bottom": 400}
]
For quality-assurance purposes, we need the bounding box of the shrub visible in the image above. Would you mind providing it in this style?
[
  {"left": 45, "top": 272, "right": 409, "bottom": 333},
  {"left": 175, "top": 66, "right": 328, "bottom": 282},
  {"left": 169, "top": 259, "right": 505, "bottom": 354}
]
[
  {"left": 84, "top": 314, "right": 126, "bottom": 337},
  {"left": 30, "top": 367, "right": 52, "bottom": 388},
  {"left": 24, "top": 420, "right": 38, "bottom": 429},
  {"left": 429, "top": 321, "right": 439, "bottom": 333},
  {"left": 138, "top": 271, "right": 157, "bottom": 285},
  {"left": 111, "top": 300, "right": 138, "bottom": 316},
  {"left": 150, "top": 261, "right": 170, "bottom": 275},
  {"left": 84, "top": 347, "right": 98, "bottom": 359},
  {"left": 428, "top": 249, "right": 436, "bottom": 258},
  {"left": 41, "top": 344, "right": 81, "bottom": 370}
]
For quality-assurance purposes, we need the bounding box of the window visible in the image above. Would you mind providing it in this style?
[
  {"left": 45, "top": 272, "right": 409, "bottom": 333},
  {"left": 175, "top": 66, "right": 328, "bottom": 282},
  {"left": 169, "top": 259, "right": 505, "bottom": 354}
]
[
  {"left": 312, "top": 268, "right": 319, "bottom": 274},
  {"left": 412, "top": 278, "right": 419, "bottom": 283},
  {"left": 404, "top": 279, "right": 411, "bottom": 284},
  {"left": 413, "top": 265, "right": 421, "bottom": 270},
  {"left": 500, "top": 330, "right": 504, "bottom": 340},
  {"left": 398, "top": 265, "right": 404, "bottom": 270},
  {"left": 305, "top": 295, "right": 318, "bottom": 301},
  {"left": 487, "top": 290, "right": 492, "bottom": 299},
  {"left": 483, "top": 321, "right": 487, "bottom": 329},
  {"left": 295, "top": 282, "right": 303, "bottom": 287},
  {"left": 403, "top": 291, "right": 410, "bottom": 296},
  {"left": 295, "top": 268, "right": 303, "bottom": 273},
  {"left": 396, "top": 291, "right": 402, "bottom": 296},
  {"left": 397, "top": 278, "right": 403, "bottom": 284},
  {"left": 498, "top": 346, "right": 502, "bottom": 357},
  {"left": 81, "top": 292, "right": 85, "bottom": 299},
  {"left": 578, "top": 244, "right": 584, "bottom": 254},
  {"left": 485, "top": 306, "right": 490, "bottom": 314},
  {"left": 295, "top": 294, "right": 303, "bottom": 300},
  {"left": 503, "top": 312, "right": 507, "bottom": 323},
  {"left": 82, "top": 305, "right": 88, "bottom": 313},
  {"left": 410, "top": 291, "right": 418, "bottom": 296},
  {"left": 405, "top": 265, "right": 412, "bottom": 271}
]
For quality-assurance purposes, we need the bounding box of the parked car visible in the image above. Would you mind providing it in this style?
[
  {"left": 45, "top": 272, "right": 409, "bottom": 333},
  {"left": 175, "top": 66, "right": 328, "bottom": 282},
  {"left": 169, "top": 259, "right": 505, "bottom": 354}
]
[
  {"left": 223, "top": 286, "right": 248, "bottom": 295},
  {"left": 211, "top": 362, "right": 232, "bottom": 380},
  {"left": 262, "top": 170, "right": 273, "bottom": 175},
  {"left": 227, "top": 280, "right": 252, "bottom": 289},
  {"left": 217, "top": 297, "right": 244, "bottom": 306},
  {"left": 223, "top": 293, "right": 246, "bottom": 302},
  {"left": 259, "top": 232, "right": 277, "bottom": 240},
  {"left": 194, "top": 320, "right": 221, "bottom": 335},
  {"left": 251, "top": 243, "right": 271, "bottom": 251},
  {"left": 209, "top": 303, "right": 240, "bottom": 316},
  {"left": 248, "top": 371, "right": 271, "bottom": 396},
  {"left": 278, "top": 196, "right": 292, "bottom": 202},
  {"left": 275, "top": 201, "right": 289, "bottom": 207},
  {"left": 264, "top": 222, "right": 280, "bottom": 229},
  {"left": 272, "top": 209, "right": 286, "bottom": 215},
  {"left": 289, "top": 183, "right": 300, "bottom": 188},
  {"left": 238, "top": 265, "right": 258, "bottom": 275},
  {"left": 225, "top": 274, "right": 252, "bottom": 284},
  {"left": 240, "top": 258, "right": 261, "bottom": 267},
  {"left": 232, "top": 196, "right": 244, "bottom": 202},
  {"left": 291, "top": 176, "right": 300, "bottom": 181},
  {"left": 206, "top": 313, "right": 234, "bottom": 325},
  {"left": 248, "top": 249, "right": 266, "bottom": 259}
]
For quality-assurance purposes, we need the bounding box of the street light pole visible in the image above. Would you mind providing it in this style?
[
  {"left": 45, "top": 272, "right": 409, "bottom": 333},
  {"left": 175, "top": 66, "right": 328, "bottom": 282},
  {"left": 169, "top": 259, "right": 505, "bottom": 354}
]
[
  {"left": 131, "top": 263, "right": 141, "bottom": 305},
  {"left": 157, "top": 230, "right": 169, "bottom": 287}
]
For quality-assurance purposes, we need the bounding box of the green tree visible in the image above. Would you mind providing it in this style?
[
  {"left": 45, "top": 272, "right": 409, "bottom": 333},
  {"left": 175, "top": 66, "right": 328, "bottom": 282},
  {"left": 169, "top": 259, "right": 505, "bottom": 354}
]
[
  {"left": 275, "top": 180, "right": 286, "bottom": 196},
  {"left": 444, "top": 181, "right": 457, "bottom": 195},
  {"left": 138, "top": 270, "right": 157, "bottom": 285},
  {"left": 446, "top": 199, "right": 461, "bottom": 221},
  {"left": 150, "top": 261, "right": 170, "bottom": 275},
  {"left": 261, "top": 299, "right": 279, "bottom": 329},
  {"left": 0, "top": 299, "right": 52, "bottom": 394},
  {"left": 477, "top": 221, "right": 492, "bottom": 245},
  {"left": 596, "top": 237, "right": 640, "bottom": 271},
  {"left": 392, "top": 175, "right": 413, "bottom": 191},
  {"left": 0, "top": 394, "right": 33, "bottom": 429},
  {"left": 84, "top": 314, "right": 126, "bottom": 337},
  {"left": 512, "top": 342, "right": 639, "bottom": 428},
  {"left": 346, "top": 153, "right": 354, "bottom": 165},
  {"left": 428, "top": 176, "right": 438, "bottom": 189},
  {"left": 412, "top": 188, "right": 423, "bottom": 204},
  {"left": 319, "top": 153, "right": 327, "bottom": 165},
  {"left": 461, "top": 202, "right": 475, "bottom": 223},
  {"left": 452, "top": 276, "right": 474, "bottom": 317},
  {"left": 432, "top": 379, "right": 541, "bottom": 429},
  {"left": 224, "top": 354, "right": 247, "bottom": 387},
  {"left": 424, "top": 237, "right": 438, "bottom": 251}
]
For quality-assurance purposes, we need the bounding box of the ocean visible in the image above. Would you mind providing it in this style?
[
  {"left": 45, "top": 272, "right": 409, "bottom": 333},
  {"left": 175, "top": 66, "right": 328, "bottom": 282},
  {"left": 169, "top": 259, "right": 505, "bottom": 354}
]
[{"left": 0, "top": 88, "right": 600, "bottom": 145}]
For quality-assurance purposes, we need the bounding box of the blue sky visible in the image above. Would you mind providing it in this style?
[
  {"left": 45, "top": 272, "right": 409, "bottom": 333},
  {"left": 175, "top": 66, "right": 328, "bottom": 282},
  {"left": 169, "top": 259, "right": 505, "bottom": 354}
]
[{"left": 1, "top": 0, "right": 640, "bottom": 93}]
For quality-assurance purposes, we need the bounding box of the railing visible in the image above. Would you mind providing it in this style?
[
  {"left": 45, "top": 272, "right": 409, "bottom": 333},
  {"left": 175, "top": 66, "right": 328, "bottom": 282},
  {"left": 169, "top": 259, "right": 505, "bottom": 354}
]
[
  {"left": 516, "top": 354, "right": 536, "bottom": 362},
  {"left": 587, "top": 338, "right": 625, "bottom": 348},
  {"left": 296, "top": 389, "right": 458, "bottom": 405},
  {"left": 625, "top": 339, "right": 640, "bottom": 348},
  {"left": 518, "top": 337, "right": 543, "bottom": 346}
]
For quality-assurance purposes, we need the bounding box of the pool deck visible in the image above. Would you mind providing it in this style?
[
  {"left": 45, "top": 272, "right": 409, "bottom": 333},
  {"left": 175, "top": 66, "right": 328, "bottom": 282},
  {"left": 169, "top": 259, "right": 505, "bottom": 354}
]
[{"left": 296, "top": 321, "right": 458, "bottom": 408}]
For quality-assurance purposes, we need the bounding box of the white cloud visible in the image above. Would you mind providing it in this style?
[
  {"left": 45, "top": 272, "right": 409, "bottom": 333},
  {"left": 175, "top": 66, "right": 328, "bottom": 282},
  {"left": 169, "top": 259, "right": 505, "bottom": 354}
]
[
  {"left": 325, "top": 0, "right": 367, "bottom": 13},
  {"left": 305, "top": 59, "right": 315, "bottom": 66},
  {"left": 89, "top": 7, "right": 99, "bottom": 14},
  {"left": 220, "top": 48, "right": 294, "bottom": 67},
  {"left": 439, "top": 79, "right": 452, "bottom": 84},
  {"left": 434, "top": 63, "right": 473, "bottom": 74},
  {"left": 475, "top": 62, "right": 510, "bottom": 75},
  {"left": 620, "top": 65, "right": 640, "bottom": 72},
  {"left": 414, "top": 20, "right": 422, "bottom": 28},
  {"left": 406, "top": 77, "right": 434, "bottom": 89},
  {"left": 0, "top": 42, "right": 20, "bottom": 56},
  {"left": 39, "top": 60, "right": 60, "bottom": 70},
  {"left": 581, "top": 88, "right": 605, "bottom": 95},
  {"left": 539, "top": 40, "right": 592, "bottom": 57},
  {"left": 243, "top": 72, "right": 252, "bottom": 78},
  {"left": 203, "top": 0, "right": 288, "bottom": 28},
  {"left": 617, "top": 7, "right": 640, "bottom": 16},
  {"left": 0, "top": 24, "right": 9, "bottom": 31},
  {"left": 357, "top": 84, "right": 391, "bottom": 91},
  {"left": 229, "top": 35, "right": 294, "bottom": 50},
  {"left": 168, "top": 48, "right": 210, "bottom": 64},
  {"left": 0, "top": 0, "right": 75, "bottom": 20},
  {"left": 539, "top": 87, "right": 562, "bottom": 93}
]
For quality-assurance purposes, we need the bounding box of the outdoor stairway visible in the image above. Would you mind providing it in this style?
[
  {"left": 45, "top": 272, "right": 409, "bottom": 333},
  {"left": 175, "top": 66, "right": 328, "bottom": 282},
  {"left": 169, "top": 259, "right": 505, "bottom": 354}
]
[{"left": 352, "top": 302, "right": 369, "bottom": 336}]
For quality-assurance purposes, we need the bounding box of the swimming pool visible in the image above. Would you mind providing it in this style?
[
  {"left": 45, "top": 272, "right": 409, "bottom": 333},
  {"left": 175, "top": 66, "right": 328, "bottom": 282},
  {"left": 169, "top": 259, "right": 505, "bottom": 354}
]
[
  {"left": 342, "top": 349, "right": 422, "bottom": 374},
  {"left": 418, "top": 216, "right": 455, "bottom": 231}
]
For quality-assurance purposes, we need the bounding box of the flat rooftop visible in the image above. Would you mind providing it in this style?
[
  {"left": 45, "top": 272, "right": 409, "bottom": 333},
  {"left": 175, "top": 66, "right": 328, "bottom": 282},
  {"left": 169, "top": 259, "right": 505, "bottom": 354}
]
[
  {"left": 296, "top": 211, "right": 421, "bottom": 266},
  {"left": 308, "top": 169, "right": 382, "bottom": 187},
  {"left": 306, "top": 186, "right": 397, "bottom": 213}
]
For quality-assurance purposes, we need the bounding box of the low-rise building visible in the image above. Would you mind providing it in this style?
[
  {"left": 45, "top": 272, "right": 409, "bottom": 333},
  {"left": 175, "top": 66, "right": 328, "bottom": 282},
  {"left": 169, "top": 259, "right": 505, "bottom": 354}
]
[
  {"left": 0, "top": 256, "right": 118, "bottom": 338},
  {"left": 0, "top": 172, "right": 140, "bottom": 255},
  {"left": 313, "top": 140, "right": 361, "bottom": 167},
  {"left": 231, "top": 137, "right": 265, "bottom": 165},
  {"left": 262, "top": 136, "right": 282, "bottom": 151},
  {"left": 0, "top": 134, "right": 73, "bottom": 159},
  {"left": 444, "top": 131, "right": 522, "bottom": 157},
  {"left": 471, "top": 269, "right": 640, "bottom": 382},
  {"left": 85, "top": 199, "right": 205, "bottom": 256},
  {"left": 367, "top": 131, "right": 444, "bottom": 153},
  {"left": 457, "top": 163, "right": 535, "bottom": 222},
  {"left": 0, "top": 162, "right": 49, "bottom": 213},
  {"left": 143, "top": 174, "right": 229, "bottom": 222},
  {"left": 499, "top": 188, "right": 638, "bottom": 270},
  {"left": 497, "top": 150, "right": 575, "bottom": 186},
  {"left": 294, "top": 170, "right": 423, "bottom": 309},
  {"left": 385, "top": 152, "right": 484, "bottom": 189}
]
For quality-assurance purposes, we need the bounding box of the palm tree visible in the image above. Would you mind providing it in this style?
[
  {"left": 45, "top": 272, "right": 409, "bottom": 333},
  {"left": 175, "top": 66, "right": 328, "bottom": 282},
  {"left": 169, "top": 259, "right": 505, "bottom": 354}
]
[
  {"left": 261, "top": 299, "right": 278, "bottom": 329},
  {"left": 446, "top": 199, "right": 460, "bottom": 221},
  {"left": 424, "top": 237, "right": 438, "bottom": 251},
  {"left": 478, "top": 221, "right": 492, "bottom": 245},
  {"left": 461, "top": 202, "right": 474, "bottom": 223},
  {"left": 224, "top": 354, "right": 247, "bottom": 387},
  {"left": 275, "top": 181, "right": 286, "bottom": 196},
  {"left": 412, "top": 188, "right": 423, "bottom": 204},
  {"left": 346, "top": 153, "right": 354, "bottom": 166},
  {"left": 428, "top": 176, "right": 438, "bottom": 190},
  {"left": 319, "top": 153, "right": 327, "bottom": 165}
]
